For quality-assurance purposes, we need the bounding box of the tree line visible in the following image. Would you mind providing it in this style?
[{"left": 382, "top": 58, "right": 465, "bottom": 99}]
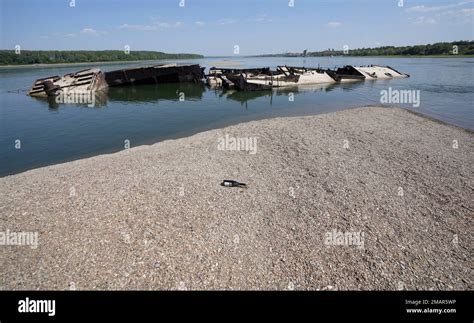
[
  {"left": 0, "top": 50, "right": 204, "bottom": 65},
  {"left": 260, "top": 41, "right": 474, "bottom": 57}
]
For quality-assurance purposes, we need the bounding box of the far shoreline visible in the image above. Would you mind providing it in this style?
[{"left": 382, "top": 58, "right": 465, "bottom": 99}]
[
  {"left": 0, "top": 58, "right": 200, "bottom": 69},
  {"left": 251, "top": 55, "right": 474, "bottom": 59},
  {"left": 1, "top": 55, "right": 473, "bottom": 69}
]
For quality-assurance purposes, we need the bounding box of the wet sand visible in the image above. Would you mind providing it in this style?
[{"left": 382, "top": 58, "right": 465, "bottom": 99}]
[{"left": 1, "top": 106, "right": 472, "bottom": 290}]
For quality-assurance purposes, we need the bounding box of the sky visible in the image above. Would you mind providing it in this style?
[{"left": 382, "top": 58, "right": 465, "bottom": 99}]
[{"left": 0, "top": 0, "right": 473, "bottom": 56}]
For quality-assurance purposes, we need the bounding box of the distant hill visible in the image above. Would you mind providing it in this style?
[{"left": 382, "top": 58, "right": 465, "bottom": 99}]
[
  {"left": 0, "top": 50, "right": 204, "bottom": 65},
  {"left": 257, "top": 41, "right": 474, "bottom": 57}
]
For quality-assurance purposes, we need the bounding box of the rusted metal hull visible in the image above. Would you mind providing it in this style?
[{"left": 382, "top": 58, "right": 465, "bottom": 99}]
[
  {"left": 335, "top": 65, "right": 410, "bottom": 80},
  {"left": 225, "top": 74, "right": 273, "bottom": 91},
  {"left": 206, "top": 67, "right": 272, "bottom": 88},
  {"left": 335, "top": 65, "right": 366, "bottom": 82},
  {"left": 218, "top": 66, "right": 338, "bottom": 91},
  {"left": 105, "top": 64, "right": 205, "bottom": 87},
  {"left": 27, "top": 69, "right": 107, "bottom": 98}
]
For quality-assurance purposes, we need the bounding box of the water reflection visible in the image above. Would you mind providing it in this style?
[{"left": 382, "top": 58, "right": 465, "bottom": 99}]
[
  {"left": 338, "top": 80, "right": 369, "bottom": 91},
  {"left": 33, "top": 79, "right": 370, "bottom": 110},
  {"left": 32, "top": 89, "right": 109, "bottom": 109},
  {"left": 223, "top": 89, "right": 272, "bottom": 107},
  {"left": 31, "top": 83, "right": 207, "bottom": 109},
  {"left": 107, "top": 83, "right": 206, "bottom": 103},
  {"left": 220, "top": 81, "right": 368, "bottom": 107}
]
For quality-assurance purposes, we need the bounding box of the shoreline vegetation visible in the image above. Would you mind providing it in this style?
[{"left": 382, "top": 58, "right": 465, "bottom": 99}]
[
  {"left": 1, "top": 41, "right": 473, "bottom": 67},
  {"left": 0, "top": 50, "right": 203, "bottom": 66},
  {"left": 2, "top": 54, "right": 472, "bottom": 69},
  {"left": 0, "top": 59, "right": 197, "bottom": 69},
  {"left": 256, "top": 40, "right": 474, "bottom": 57},
  {"left": 1, "top": 107, "right": 472, "bottom": 289}
]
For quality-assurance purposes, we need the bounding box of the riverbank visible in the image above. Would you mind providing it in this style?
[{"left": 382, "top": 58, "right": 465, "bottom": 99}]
[
  {"left": 1, "top": 106, "right": 472, "bottom": 290},
  {"left": 3, "top": 54, "right": 473, "bottom": 69},
  {"left": 0, "top": 59, "right": 194, "bottom": 69},
  {"left": 255, "top": 55, "right": 474, "bottom": 58}
]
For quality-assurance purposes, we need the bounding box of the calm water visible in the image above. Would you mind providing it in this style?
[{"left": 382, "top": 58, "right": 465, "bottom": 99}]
[{"left": 1, "top": 57, "right": 473, "bottom": 176}]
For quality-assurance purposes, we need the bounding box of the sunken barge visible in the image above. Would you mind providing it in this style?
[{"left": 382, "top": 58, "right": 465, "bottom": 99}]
[
  {"left": 27, "top": 63, "right": 205, "bottom": 99},
  {"left": 27, "top": 68, "right": 108, "bottom": 97},
  {"left": 104, "top": 63, "right": 205, "bottom": 87},
  {"left": 206, "top": 64, "right": 409, "bottom": 91},
  {"left": 26, "top": 62, "right": 410, "bottom": 105}
]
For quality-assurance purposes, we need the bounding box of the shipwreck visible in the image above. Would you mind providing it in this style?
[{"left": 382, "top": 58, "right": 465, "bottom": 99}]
[
  {"left": 27, "top": 63, "right": 206, "bottom": 104},
  {"left": 208, "top": 65, "right": 339, "bottom": 91},
  {"left": 104, "top": 63, "right": 205, "bottom": 87},
  {"left": 27, "top": 68, "right": 107, "bottom": 98},
  {"left": 206, "top": 64, "right": 410, "bottom": 91},
  {"left": 337, "top": 65, "right": 410, "bottom": 80},
  {"left": 26, "top": 62, "right": 410, "bottom": 99}
]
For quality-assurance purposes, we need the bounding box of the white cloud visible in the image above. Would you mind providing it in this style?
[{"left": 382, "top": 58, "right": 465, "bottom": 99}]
[
  {"left": 408, "top": 5, "right": 443, "bottom": 13},
  {"left": 406, "top": 1, "right": 474, "bottom": 25},
  {"left": 195, "top": 21, "right": 206, "bottom": 27},
  {"left": 437, "top": 7, "right": 474, "bottom": 24},
  {"left": 157, "top": 22, "right": 171, "bottom": 28},
  {"left": 326, "top": 21, "right": 342, "bottom": 28},
  {"left": 406, "top": 1, "right": 474, "bottom": 13},
  {"left": 39, "top": 28, "right": 104, "bottom": 40},
  {"left": 412, "top": 16, "right": 437, "bottom": 25},
  {"left": 120, "top": 24, "right": 156, "bottom": 31},
  {"left": 218, "top": 18, "right": 237, "bottom": 25},
  {"left": 79, "top": 28, "right": 107, "bottom": 36},
  {"left": 120, "top": 20, "right": 183, "bottom": 31},
  {"left": 80, "top": 28, "right": 99, "bottom": 35},
  {"left": 442, "top": 7, "right": 474, "bottom": 17},
  {"left": 254, "top": 14, "right": 272, "bottom": 23},
  {"left": 461, "top": 7, "right": 474, "bottom": 13}
]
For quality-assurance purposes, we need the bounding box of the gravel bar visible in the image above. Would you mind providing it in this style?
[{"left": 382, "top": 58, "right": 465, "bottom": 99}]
[{"left": 1, "top": 106, "right": 472, "bottom": 290}]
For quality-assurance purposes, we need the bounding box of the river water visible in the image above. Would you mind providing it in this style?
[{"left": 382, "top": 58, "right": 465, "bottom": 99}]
[{"left": 1, "top": 56, "right": 473, "bottom": 176}]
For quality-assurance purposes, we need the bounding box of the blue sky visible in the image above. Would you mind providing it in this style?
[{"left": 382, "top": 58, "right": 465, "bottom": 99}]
[{"left": 1, "top": 0, "right": 473, "bottom": 55}]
